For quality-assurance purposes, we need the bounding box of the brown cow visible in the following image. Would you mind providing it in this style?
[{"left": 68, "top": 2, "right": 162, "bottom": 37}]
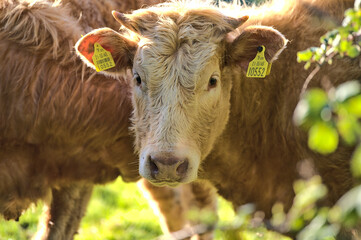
[
  {"left": 76, "top": 0, "right": 360, "bottom": 238},
  {"left": 0, "top": 0, "right": 216, "bottom": 239}
]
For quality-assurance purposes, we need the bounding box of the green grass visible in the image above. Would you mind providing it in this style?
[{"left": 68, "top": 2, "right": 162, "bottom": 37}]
[{"left": 0, "top": 178, "right": 235, "bottom": 240}]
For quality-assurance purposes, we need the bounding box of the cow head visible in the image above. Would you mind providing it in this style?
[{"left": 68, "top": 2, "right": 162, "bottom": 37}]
[{"left": 76, "top": 2, "right": 287, "bottom": 187}]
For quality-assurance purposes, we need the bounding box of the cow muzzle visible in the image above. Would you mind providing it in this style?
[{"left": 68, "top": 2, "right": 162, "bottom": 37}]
[
  {"left": 139, "top": 145, "right": 200, "bottom": 186},
  {"left": 149, "top": 155, "right": 188, "bottom": 180}
]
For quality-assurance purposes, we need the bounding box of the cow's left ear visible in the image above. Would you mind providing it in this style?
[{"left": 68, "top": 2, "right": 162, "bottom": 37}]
[
  {"left": 226, "top": 26, "right": 288, "bottom": 71},
  {"left": 75, "top": 27, "right": 138, "bottom": 75}
]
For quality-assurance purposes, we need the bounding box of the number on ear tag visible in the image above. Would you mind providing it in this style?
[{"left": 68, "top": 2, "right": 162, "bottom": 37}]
[
  {"left": 246, "top": 46, "right": 269, "bottom": 78},
  {"left": 92, "top": 43, "right": 116, "bottom": 72}
]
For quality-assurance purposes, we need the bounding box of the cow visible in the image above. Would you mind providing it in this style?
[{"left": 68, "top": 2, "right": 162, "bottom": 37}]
[
  {"left": 0, "top": 0, "right": 216, "bottom": 239},
  {"left": 76, "top": 0, "right": 360, "bottom": 238}
]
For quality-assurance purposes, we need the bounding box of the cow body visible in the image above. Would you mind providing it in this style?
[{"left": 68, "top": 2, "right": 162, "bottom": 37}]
[
  {"left": 0, "top": 0, "right": 216, "bottom": 239},
  {"left": 76, "top": 0, "right": 360, "bottom": 228},
  {"left": 0, "top": 0, "right": 137, "bottom": 222},
  {"left": 202, "top": 0, "right": 359, "bottom": 214}
]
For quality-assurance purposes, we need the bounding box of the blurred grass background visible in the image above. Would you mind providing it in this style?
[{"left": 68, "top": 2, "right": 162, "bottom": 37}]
[{"left": 0, "top": 178, "right": 235, "bottom": 240}]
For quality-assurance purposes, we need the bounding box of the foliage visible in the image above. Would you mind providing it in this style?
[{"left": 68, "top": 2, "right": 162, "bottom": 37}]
[
  {"left": 295, "top": 0, "right": 361, "bottom": 164},
  {"left": 293, "top": 82, "right": 361, "bottom": 155},
  {"left": 297, "top": 0, "right": 361, "bottom": 69}
]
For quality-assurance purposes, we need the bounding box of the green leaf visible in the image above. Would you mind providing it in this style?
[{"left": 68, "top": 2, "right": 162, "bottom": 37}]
[
  {"left": 304, "top": 61, "right": 311, "bottom": 70},
  {"left": 343, "top": 210, "right": 361, "bottom": 228},
  {"left": 340, "top": 40, "right": 352, "bottom": 52},
  {"left": 271, "top": 203, "right": 286, "bottom": 227},
  {"left": 314, "top": 48, "right": 325, "bottom": 62},
  {"left": 343, "top": 16, "right": 353, "bottom": 27},
  {"left": 337, "top": 116, "right": 359, "bottom": 145},
  {"left": 345, "top": 8, "right": 356, "bottom": 18},
  {"left": 335, "top": 81, "right": 361, "bottom": 102},
  {"left": 297, "top": 208, "right": 329, "bottom": 240},
  {"left": 328, "top": 206, "right": 342, "bottom": 223},
  {"left": 346, "top": 45, "right": 361, "bottom": 58},
  {"left": 324, "top": 29, "right": 339, "bottom": 40},
  {"left": 336, "top": 185, "right": 361, "bottom": 227},
  {"left": 297, "top": 49, "right": 313, "bottom": 62},
  {"left": 291, "top": 217, "right": 305, "bottom": 231},
  {"left": 351, "top": 145, "right": 361, "bottom": 177},
  {"left": 331, "top": 34, "right": 341, "bottom": 48},
  {"left": 355, "top": 0, "right": 361, "bottom": 10},
  {"left": 354, "top": 0, "right": 361, "bottom": 11},
  {"left": 344, "top": 95, "right": 361, "bottom": 117},
  {"left": 306, "top": 89, "right": 329, "bottom": 113},
  {"left": 294, "top": 177, "right": 327, "bottom": 208},
  {"left": 336, "top": 184, "right": 361, "bottom": 228},
  {"left": 308, "top": 122, "right": 339, "bottom": 154},
  {"left": 294, "top": 99, "right": 311, "bottom": 127},
  {"left": 338, "top": 26, "right": 352, "bottom": 38},
  {"left": 294, "top": 89, "right": 330, "bottom": 128}
]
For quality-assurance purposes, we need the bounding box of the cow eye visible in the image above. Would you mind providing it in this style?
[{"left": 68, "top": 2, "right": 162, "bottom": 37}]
[
  {"left": 208, "top": 76, "right": 218, "bottom": 89},
  {"left": 134, "top": 74, "right": 142, "bottom": 86}
]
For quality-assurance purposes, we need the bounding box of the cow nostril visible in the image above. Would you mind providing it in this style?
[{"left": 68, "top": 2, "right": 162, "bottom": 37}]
[
  {"left": 149, "top": 158, "right": 159, "bottom": 176},
  {"left": 176, "top": 160, "right": 188, "bottom": 176}
]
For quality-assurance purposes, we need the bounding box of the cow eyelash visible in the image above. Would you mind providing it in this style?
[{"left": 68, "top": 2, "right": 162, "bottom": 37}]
[
  {"left": 208, "top": 75, "right": 219, "bottom": 89},
  {"left": 133, "top": 73, "right": 142, "bottom": 86}
]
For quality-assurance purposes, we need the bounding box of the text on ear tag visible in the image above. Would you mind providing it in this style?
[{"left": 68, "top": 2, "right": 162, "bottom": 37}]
[
  {"left": 92, "top": 43, "right": 116, "bottom": 72},
  {"left": 246, "top": 46, "right": 269, "bottom": 78}
]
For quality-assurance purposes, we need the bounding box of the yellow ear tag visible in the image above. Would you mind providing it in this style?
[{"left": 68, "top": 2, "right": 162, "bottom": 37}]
[
  {"left": 246, "top": 46, "right": 269, "bottom": 78},
  {"left": 266, "top": 62, "right": 272, "bottom": 76},
  {"left": 92, "top": 43, "right": 116, "bottom": 72}
]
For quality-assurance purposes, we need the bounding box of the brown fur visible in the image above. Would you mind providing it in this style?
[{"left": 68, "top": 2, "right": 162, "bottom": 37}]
[
  {"left": 76, "top": 1, "right": 360, "bottom": 238},
  {"left": 0, "top": 0, "right": 216, "bottom": 239},
  {"left": 210, "top": 0, "right": 358, "bottom": 212},
  {"left": 0, "top": 0, "right": 135, "bottom": 221}
]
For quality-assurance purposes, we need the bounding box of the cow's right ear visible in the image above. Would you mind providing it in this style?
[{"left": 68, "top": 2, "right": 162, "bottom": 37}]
[
  {"left": 226, "top": 26, "right": 287, "bottom": 72},
  {"left": 75, "top": 27, "right": 138, "bottom": 74}
]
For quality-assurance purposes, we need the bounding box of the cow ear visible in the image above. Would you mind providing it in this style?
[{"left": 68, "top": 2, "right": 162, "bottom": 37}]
[
  {"left": 226, "top": 26, "right": 288, "bottom": 72},
  {"left": 113, "top": 11, "right": 159, "bottom": 35},
  {"left": 75, "top": 27, "right": 138, "bottom": 75}
]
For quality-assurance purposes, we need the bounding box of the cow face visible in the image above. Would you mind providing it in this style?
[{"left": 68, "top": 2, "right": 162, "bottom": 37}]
[{"left": 76, "top": 3, "right": 287, "bottom": 187}]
